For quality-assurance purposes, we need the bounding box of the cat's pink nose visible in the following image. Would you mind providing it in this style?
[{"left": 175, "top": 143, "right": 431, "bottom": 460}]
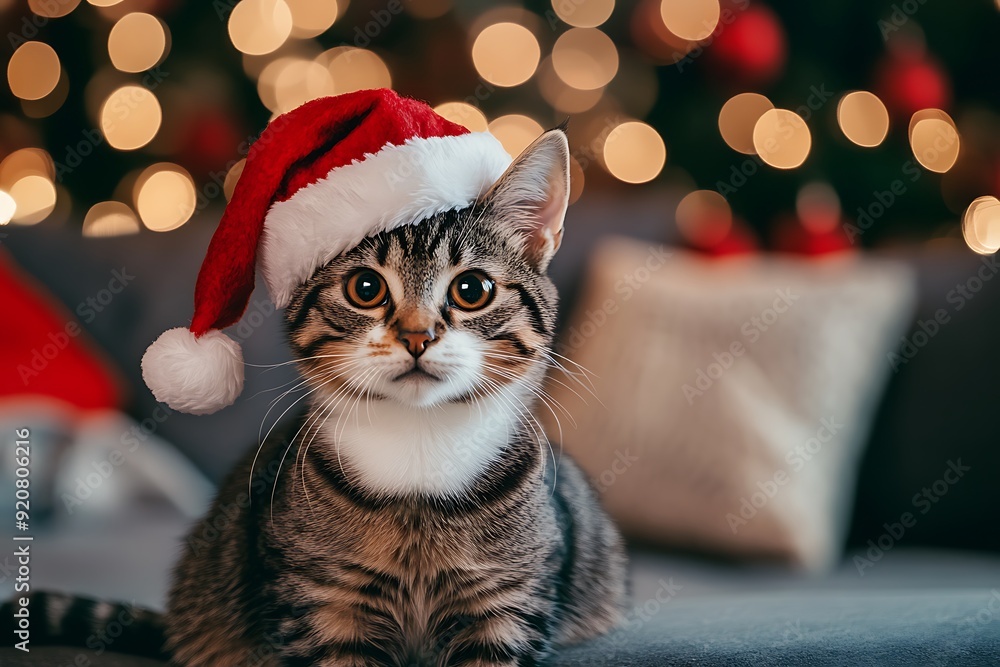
[{"left": 398, "top": 329, "right": 436, "bottom": 357}]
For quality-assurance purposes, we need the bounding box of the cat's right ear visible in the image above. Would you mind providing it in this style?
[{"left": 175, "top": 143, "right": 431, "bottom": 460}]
[{"left": 481, "top": 128, "right": 570, "bottom": 272}]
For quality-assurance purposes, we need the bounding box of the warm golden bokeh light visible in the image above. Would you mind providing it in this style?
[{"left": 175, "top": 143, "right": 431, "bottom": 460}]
[
  {"left": 0, "top": 148, "right": 55, "bottom": 190},
  {"left": 135, "top": 163, "right": 197, "bottom": 232},
  {"left": 488, "top": 115, "right": 543, "bottom": 157},
  {"left": 0, "top": 190, "right": 15, "bottom": 225},
  {"left": 433, "top": 102, "right": 488, "bottom": 132},
  {"left": 224, "top": 159, "right": 246, "bottom": 201},
  {"left": 537, "top": 57, "right": 604, "bottom": 113},
  {"left": 259, "top": 57, "right": 334, "bottom": 114},
  {"left": 100, "top": 85, "right": 162, "bottom": 150},
  {"left": 87, "top": 0, "right": 124, "bottom": 6},
  {"left": 837, "top": 91, "right": 889, "bottom": 148},
  {"left": 659, "top": 0, "right": 720, "bottom": 41},
  {"left": 472, "top": 23, "right": 541, "bottom": 88},
  {"left": 796, "top": 181, "right": 841, "bottom": 234},
  {"left": 228, "top": 0, "right": 293, "bottom": 56},
  {"left": 718, "top": 93, "right": 774, "bottom": 155},
  {"left": 83, "top": 201, "right": 141, "bottom": 237},
  {"left": 7, "top": 42, "right": 61, "bottom": 101},
  {"left": 962, "top": 196, "right": 1000, "bottom": 255},
  {"left": 603, "top": 121, "right": 666, "bottom": 184},
  {"left": 753, "top": 109, "right": 812, "bottom": 169},
  {"left": 108, "top": 13, "right": 168, "bottom": 73},
  {"left": 552, "top": 0, "right": 615, "bottom": 28},
  {"left": 909, "top": 110, "right": 960, "bottom": 174},
  {"left": 675, "top": 190, "right": 732, "bottom": 246},
  {"left": 9, "top": 175, "right": 57, "bottom": 225},
  {"left": 285, "top": 0, "right": 339, "bottom": 38},
  {"left": 29, "top": 0, "right": 81, "bottom": 17},
  {"left": 21, "top": 68, "right": 69, "bottom": 119},
  {"left": 320, "top": 47, "right": 392, "bottom": 95},
  {"left": 552, "top": 28, "right": 618, "bottom": 90}
]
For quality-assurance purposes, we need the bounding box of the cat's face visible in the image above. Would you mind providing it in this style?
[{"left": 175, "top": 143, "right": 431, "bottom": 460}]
[{"left": 284, "top": 129, "right": 570, "bottom": 409}]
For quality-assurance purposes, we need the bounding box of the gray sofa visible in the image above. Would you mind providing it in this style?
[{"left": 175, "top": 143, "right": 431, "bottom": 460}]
[{"left": 4, "top": 194, "right": 1000, "bottom": 665}]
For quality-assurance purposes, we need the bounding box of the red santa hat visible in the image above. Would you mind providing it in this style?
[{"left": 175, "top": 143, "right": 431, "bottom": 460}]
[{"left": 141, "top": 89, "right": 512, "bottom": 415}]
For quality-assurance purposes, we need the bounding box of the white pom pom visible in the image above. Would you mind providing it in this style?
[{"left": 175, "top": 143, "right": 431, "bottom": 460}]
[{"left": 141, "top": 327, "right": 244, "bottom": 415}]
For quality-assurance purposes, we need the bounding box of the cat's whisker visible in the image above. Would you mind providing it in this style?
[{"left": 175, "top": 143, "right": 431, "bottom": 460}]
[
  {"left": 295, "top": 375, "right": 363, "bottom": 514},
  {"left": 252, "top": 359, "right": 365, "bottom": 505},
  {"left": 480, "top": 349, "right": 599, "bottom": 410},
  {"left": 479, "top": 360, "right": 578, "bottom": 431},
  {"left": 245, "top": 352, "right": 360, "bottom": 371},
  {"left": 271, "top": 362, "right": 373, "bottom": 525}
]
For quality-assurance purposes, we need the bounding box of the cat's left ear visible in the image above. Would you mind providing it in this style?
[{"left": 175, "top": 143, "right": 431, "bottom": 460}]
[{"left": 481, "top": 128, "right": 570, "bottom": 271}]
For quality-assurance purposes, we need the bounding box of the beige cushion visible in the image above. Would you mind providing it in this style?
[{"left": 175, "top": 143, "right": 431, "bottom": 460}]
[{"left": 546, "top": 239, "right": 916, "bottom": 569}]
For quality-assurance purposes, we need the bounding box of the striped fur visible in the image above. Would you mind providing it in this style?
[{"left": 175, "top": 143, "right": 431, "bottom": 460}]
[
  {"left": 0, "top": 592, "right": 167, "bottom": 658},
  {"left": 164, "top": 129, "right": 627, "bottom": 666}
]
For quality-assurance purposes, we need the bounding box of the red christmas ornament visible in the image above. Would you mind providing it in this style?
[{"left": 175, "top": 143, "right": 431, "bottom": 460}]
[
  {"left": 771, "top": 214, "right": 855, "bottom": 256},
  {"left": 874, "top": 51, "right": 952, "bottom": 121},
  {"left": 707, "top": 3, "right": 788, "bottom": 87},
  {"left": 177, "top": 110, "right": 247, "bottom": 177},
  {"left": 694, "top": 217, "right": 760, "bottom": 257}
]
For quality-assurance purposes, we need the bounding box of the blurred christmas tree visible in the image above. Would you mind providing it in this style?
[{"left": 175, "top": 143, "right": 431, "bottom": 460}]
[{"left": 1, "top": 0, "right": 998, "bottom": 252}]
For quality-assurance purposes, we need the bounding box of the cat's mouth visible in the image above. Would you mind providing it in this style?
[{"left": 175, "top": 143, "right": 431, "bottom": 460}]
[{"left": 393, "top": 365, "right": 441, "bottom": 382}]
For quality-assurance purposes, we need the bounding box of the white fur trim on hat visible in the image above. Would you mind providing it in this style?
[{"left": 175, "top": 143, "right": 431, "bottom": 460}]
[
  {"left": 261, "top": 131, "right": 513, "bottom": 307},
  {"left": 141, "top": 327, "right": 244, "bottom": 415}
]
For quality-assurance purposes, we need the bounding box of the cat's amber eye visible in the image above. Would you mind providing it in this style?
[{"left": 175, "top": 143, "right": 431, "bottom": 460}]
[
  {"left": 345, "top": 269, "right": 388, "bottom": 308},
  {"left": 449, "top": 271, "right": 494, "bottom": 311}
]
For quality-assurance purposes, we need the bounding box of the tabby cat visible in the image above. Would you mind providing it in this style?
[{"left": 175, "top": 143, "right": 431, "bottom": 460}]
[{"left": 164, "top": 128, "right": 627, "bottom": 666}]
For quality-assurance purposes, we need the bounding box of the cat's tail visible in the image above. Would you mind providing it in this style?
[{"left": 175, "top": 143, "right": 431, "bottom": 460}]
[{"left": 1, "top": 591, "right": 169, "bottom": 660}]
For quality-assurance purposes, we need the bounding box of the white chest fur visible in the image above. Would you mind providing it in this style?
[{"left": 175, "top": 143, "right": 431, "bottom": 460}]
[{"left": 321, "top": 389, "right": 527, "bottom": 497}]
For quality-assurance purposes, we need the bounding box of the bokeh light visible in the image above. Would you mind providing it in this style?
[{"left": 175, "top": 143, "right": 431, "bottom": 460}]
[
  {"left": 21, "top": 68, "right": 70, "bottom": 119},
  {"left": 224, "top": 159, "right": 246, "bottom": 201},
  {"left": 603, "top": 121, "right": 666, "bottom": 184},
  {"left": 488, "top": 115, "right": 543, "bottom": 157},
  {"left": 837, "top": 91, "right": 889, "bottom": 148},
  {"left": 108, "top": 13, "right": 168, "bottom": 73},
  {"left": 87, "top": 0, "right": 124, "bottom": 6},
  {"left": 433, "top": 102, "right": 488, "bottom": 132},
  {"left": 537, "top": 57, "right": 604, "bottom": 113},
  {"left": 909, "top": 109, "right": 960, "bottom": 173},
  {"left": 9, "top": 175, "right": 57, "bottom": 225},
  {"left": 753, "top": 109, "right": 811, "bottom": 169},
  {"left": 319, "top": 47, "right": 392, "bottom": 95},
  {"left": 29, "top": 0, "right": 81, "bottom": 17},
  {"left": 0, "top": 148, "right": 55, "bottom": 189},
  {"left": 718, "top": 93, "right": 774, "bottom": 155},
  {"left": 259, "top": 57, "right": 334, "bottom": 114},
  {"left": 100, "top": 85, "right": 162, "bottom": 150},
  {"left": 552, "top": 0, "right": 615, "bottom": 28},
  {"left": 472, "top": 23, "right": 541, "bottom": 88},
  {"left": 962, "top": 196, "right": 1000, "bottom": 255},
  {"left": 552, "top": 28, "right": 618, "bottom": 90},
  {"left": 285, "top": 0, "right": 339, "bottom": 38},
  {"left": 228, "top": 0, "right": 292, "bottom": 56},
  {"left": 7, "top": 42, "right": 61, "bottom": 101},
  {"left": 659, "top": 0, "right": 720, "bottom": 41},
  {"left": 675, "top": 190, "right": 732, "bottom": 247},
  {"left": 796, "top": 182, "right": 841, "bottom": 234},
  {"left": 83, "top": 201, "right": 141, "bottom": 237},
  {"left": 135, "top": 163, "right": 197, "bottom": 232},
  {"left": 0, "top": 191, "right": 15, "bottom": 225}
]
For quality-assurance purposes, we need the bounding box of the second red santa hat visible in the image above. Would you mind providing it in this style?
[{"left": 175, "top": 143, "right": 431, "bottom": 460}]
[{"left": 141, "top": 89, "right": 512, "bottom": 415}]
